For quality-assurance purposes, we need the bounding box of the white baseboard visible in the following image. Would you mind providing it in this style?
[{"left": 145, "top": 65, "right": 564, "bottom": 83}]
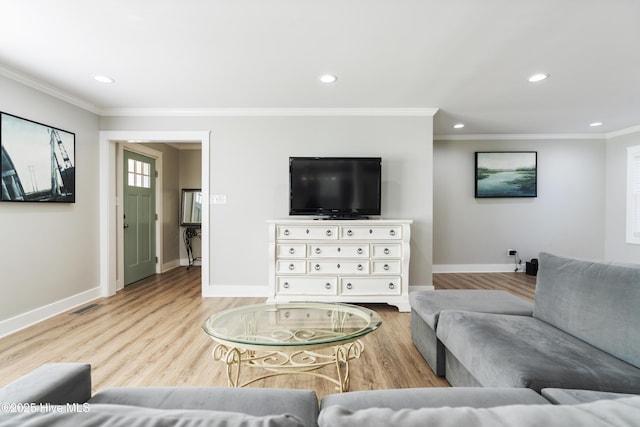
[
  {"left": 161, "top": 259, "right": 181, "bottom": 273},
  {"left": 179, "top": 258, "right": 202, "bottom": 267},
  {"left": 0, "top": 287, "right": 102, "bottom": 338},
  {"left": 409, "top": 285, "right": 435, "bottom": 292},
  {"left": 432, "top": 264, "right": 525, "bottom": 273},
  {"left": 202, "top": 284, "right": 270, "bottom": 298}
]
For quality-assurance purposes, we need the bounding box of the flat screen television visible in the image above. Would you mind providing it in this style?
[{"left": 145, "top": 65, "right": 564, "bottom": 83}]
[{"left": 289, "top": 157, "right": 382, "bottom": 218}]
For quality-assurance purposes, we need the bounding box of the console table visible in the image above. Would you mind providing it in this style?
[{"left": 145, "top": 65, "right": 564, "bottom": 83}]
[{"left": 267, "top": 219, "right": 412, "bottom": 312}]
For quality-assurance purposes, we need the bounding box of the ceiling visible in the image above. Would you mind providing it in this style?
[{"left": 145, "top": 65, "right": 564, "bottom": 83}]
[{"left": 1, "top": 0, "right": 639, "bottom": 137}]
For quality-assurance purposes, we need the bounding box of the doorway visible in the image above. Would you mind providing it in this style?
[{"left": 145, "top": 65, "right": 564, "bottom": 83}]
[{"left": 99, "top": 131, "right": 210, "bottom": 297}]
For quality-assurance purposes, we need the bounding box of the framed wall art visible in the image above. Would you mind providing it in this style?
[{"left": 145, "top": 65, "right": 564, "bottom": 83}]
[
  {"left": 475, "top": 151, "right": 537, "bottom": 198},
  {"left": 1, "top": 112, "right": 75, "bottom": 203}
]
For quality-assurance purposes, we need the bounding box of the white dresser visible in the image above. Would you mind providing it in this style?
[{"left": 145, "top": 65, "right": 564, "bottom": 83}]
[{"left": 267, "top": 219, "right": 412, "bottom": 311}]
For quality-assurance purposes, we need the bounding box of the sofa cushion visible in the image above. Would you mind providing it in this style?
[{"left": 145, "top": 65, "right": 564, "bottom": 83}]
[
  {"left": 0, "top": 363, "right": 91, "bottom": 405},
  {"left": 541, "top": 388, "right": 639, "bottom": 405},
  {"left": 436, "top": 311, "right": 640, "bottom": 393},
  {"left": 317, "top": 396, "right": 640, "bottom": 427},
  {"left": 534, "top": 252, "right": 640, "bottom": 368},
  {"left": 0, "top": 404, "right": 305, "bottom": 427},
  {"left": 89, "top": 387, "right": 318, "bottom": 427},
  {"left": 321, "top": 387, "right": 548, "bottom": 411},
  {"left": 410, "top": 290, "right": 532, "bottom": 329}
]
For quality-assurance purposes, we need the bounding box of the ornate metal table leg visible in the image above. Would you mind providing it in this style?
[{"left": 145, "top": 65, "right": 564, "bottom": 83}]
[
  {"left": 213, "top": 344, "right": 242, "bottom": 387},
  {"left": 334, "top": 340, "right": 364, "bottom": 392}
]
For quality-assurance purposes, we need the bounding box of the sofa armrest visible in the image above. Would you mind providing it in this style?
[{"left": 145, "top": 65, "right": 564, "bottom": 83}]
[
  {"left": 0, "top": 363, "right": 91, "bottom": 405},
  {"left": 541, "top": 388, "right": 639, "bottom": 405}
]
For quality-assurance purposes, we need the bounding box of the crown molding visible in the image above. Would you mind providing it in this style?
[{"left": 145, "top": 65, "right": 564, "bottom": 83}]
[
  {"left": 434, "top": 133, "right": 607, "bottom": 141},
  {"left": 607, "top": 124, "right": 640, "bottom": 139},
  {"left": 99, "top": 107, "right": 440, "bottom": 117},
  {"left": 0, "top": 64, "right": 101, "bottom": 115}
]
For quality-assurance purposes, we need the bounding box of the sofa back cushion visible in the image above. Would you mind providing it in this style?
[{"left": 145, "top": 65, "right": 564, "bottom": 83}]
[{"left": 533, "top": 252, "right": 640, "bottom": 368}]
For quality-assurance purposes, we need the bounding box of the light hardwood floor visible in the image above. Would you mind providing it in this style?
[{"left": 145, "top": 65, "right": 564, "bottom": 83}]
[{"left": 0, "top": 268, "right": 535, "bottom": 399}]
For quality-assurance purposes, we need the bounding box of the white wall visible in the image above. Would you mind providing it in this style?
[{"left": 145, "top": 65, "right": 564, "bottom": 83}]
[
  {"left": 0, "top": 75, "right": 100, "bottom": 328},
  {"left": 605, "top": 130, "right": 640, "bottom": 263},
  {"left": 100, "top": 114, "right": 434, "bottom": 290},
  {"left": 433, "top": 138, "right": 607, "bottom": 269}
]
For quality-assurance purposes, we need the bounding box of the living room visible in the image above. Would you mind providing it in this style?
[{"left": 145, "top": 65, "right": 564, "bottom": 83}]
[{"left": 1, "top": 1, "right": 640, "bottom": 425}]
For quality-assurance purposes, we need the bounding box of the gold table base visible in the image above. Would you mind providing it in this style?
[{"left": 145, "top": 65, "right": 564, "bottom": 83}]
[{"left": 212, "top": 340, "right": 364, "bottom": 392}]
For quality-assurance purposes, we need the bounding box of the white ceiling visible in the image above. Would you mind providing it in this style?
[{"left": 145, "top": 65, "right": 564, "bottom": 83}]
[{"left": 1, "top": 0, "right": 639, "bottom": 136}]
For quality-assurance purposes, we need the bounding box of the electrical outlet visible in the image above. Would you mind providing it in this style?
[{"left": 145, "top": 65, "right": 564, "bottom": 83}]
[{"left": 508, "top": 249, "right": 517, "bottom": 256}]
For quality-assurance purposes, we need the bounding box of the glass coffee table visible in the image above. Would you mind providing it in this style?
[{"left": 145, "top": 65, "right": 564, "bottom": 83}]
[{"left": 203, "top": 302, "right": 382, "bottom": 392}]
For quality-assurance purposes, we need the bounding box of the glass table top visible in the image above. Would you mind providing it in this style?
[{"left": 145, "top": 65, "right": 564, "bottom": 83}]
[{"left": 203, "top": 302, "right": 382, "bottom": 348}]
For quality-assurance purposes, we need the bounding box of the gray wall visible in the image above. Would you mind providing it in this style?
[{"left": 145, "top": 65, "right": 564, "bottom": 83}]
[
  {"left": 0, "top": 75, "right": 100, "bottom": 321},
  {"left": 179, "top": 148, "right": 202, "bottom": 263},
  {"left": 100, "top": 115, "right": 434, "bottom": 289},
  {"left": 605, "top": 130, "right": 640, "bottom": 263},
  {"left": 433, "top": 138, "right": 607, "bottom": 268}
]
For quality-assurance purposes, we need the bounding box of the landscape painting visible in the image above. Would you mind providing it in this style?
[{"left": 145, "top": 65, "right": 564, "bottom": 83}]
[
  {"left": 475, "top": 151, "right": 537, "bottom": 198},
  {"left": 0, "top": 112, "right": 75, "bottom": 203}
]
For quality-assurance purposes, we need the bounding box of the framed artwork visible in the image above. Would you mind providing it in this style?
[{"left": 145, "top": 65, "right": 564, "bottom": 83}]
[
  {"left": 475, "top": 151, "right": 537, "bottom": 198},
  {"left": 0, "top": 112, "right": 75, "bottom": 202}
]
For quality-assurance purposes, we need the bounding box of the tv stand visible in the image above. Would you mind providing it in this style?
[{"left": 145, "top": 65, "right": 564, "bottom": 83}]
[{"left": 267, "top": 219, "right": 412, "bottom": 312}]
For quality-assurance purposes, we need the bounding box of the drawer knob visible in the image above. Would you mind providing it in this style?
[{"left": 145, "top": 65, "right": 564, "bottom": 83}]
[
  {"left": 357, "top": 264, "right": 363, "bottom": 271},
  {"left": 315, "top": 264, "right": 321, "bottom": 271},
  {"left": 384, "top": 248, "right": 390, "bottom": 255},
  {"left": 384, "top": 264, "right": 390, "bottom": 271},
  {"left": 389, "top": 282, "right": 395, "bottom": 289},
  {"left": 289, "top": 247, "right": 295, "bottom": 254},
  {"left": 325, "top": 283, "right": 331, "bottom": 290},
  {"left": 283, "top": 282, "right": 290, "bottom": 289},
  {"left": 283, "top": 229, "right": 290, "bottom": 236},
  {"left": 306, "top": 229, "right": 310, "bottom": 234},
  {"left": 389, "top": 229, "right": 396, "bottom": 236},
  {"left": 289, "top": 263, "right": 295, "bottom": 271},
  {"left": 315, "top": 247, "right": 321, "bottom": 254},
  {"left": 326, "top": 229, "right": 332, "bottom": 236},
  {"left": 347, "top": 229, "right": 353, "bottom": 236},
  {"left": 357, "top": 247, "right": 363, "bottom": 255},
  {"left": 346, "top": 283, "right": 353, "bottom": 290}
]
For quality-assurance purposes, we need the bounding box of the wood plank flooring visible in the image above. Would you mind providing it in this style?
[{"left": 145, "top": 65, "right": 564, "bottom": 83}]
[{"left": 0, "top": 268, "right": 535, "bottom": 399}]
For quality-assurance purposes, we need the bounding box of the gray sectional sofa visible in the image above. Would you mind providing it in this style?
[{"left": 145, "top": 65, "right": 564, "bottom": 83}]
[
  {"left": 2, "top": 363, "right": 640, "bottom": 426},
  {"left": 420, "top": 252, "right": 640, "bottom": 393}
]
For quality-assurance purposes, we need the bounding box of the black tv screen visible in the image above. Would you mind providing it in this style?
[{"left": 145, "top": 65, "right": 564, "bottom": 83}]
[{"left": 289, "top": 157, "right": 381, "bottom": 218}]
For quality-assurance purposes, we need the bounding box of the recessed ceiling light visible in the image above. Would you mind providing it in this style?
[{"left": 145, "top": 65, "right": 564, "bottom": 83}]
[
  {"left": 319, "top": 74, "right": 337, "bottom": 83},
  {"left": 528, "top": 73, "right": 549, "bottom": 83},
  {"left": 453, "top": 123, "right": 465, "bottom": 129},
  {"left": 93, "top": 74, "right": 115, "bottom": 84},
  {"left": 589, "top": 122, "right": 603, "bottom": 127}
]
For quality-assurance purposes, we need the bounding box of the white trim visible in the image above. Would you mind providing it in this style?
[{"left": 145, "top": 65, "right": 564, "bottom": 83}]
[
  {"left": 608, "top": 124, "right": 640, "bottom": 139},
  {"left": 409, "top": 285, "right": 435, "bottom": 292},
  {"left": 435, "top": 133, "right": 606, "bottom": 141},
  {"left": 432, "top": 264, "right": 525, "bottom": 273},
  {"left": 162, "top": 259, "right": 182, "bottom": 273},
  {"left": 99, "top": 107, "right": 440, "bottom": 117},
  {"left": 202, "top": 284, "right": 270, "bottom": 297},
  {"left": 99, "top": 131, "right": 211, "bottom": 297},
  {"left": 0, "top": 64, "right": 100, "bottom": 114},
  {"left": 0, "top": 287, "right": 102, "bottom": 338}
]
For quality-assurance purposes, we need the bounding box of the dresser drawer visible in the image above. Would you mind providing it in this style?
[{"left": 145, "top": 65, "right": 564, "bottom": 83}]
[
  {"left": 309, "top": 244, "right": 369, "bottom": 258},
  {"left": 340, "top": 277, "right": 401, "bottom": 295},
  {"left": 371, "top": 243, "right": 402, "bottom": 258},
  {"left": 308, "top": 260, "right": 370, "bottom": 274},
  {"left": 277, "top": 226, "right": 338, "bottom": 240},
  {"left": 372, "top": 260, "right": 401, "bottom": 274},
  {"left": 276, "top": 244, "right": 307, "bottom": 258},
  {"left": 276, "top": 276, "right": 338, "bottom": 295},
  {"left": 340, "top": 225, "right": 402, "bottom": 240},
  {"left": 276, "top": 260, "right": 307, "bottom": 274}
]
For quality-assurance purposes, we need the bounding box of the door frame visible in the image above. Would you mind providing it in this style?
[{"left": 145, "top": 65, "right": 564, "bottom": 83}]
[
  {"left": 99, "top": 131, "right": 210, "bottom": 296},
  {"left": 120, "top": 144, "right": 162, "bottom": 288}
]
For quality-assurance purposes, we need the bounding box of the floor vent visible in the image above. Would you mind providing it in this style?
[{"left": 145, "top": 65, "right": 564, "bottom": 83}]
[{"left": 71, "top": 304, "right": 100, "bottom": 315}]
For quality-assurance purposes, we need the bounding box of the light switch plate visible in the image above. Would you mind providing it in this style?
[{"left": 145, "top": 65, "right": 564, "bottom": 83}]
[{"left": 212, "top": 194, "right": 227, "bottom": 205}]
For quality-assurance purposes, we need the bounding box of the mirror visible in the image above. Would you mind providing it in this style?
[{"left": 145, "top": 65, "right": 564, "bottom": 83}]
[{"left": 181, "top": 189, "right": 202, "bottom": 226}]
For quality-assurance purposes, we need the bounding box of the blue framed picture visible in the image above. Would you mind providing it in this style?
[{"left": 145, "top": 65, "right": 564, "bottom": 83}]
[
  {"left": 475, "top": 151, "right": 537, "bottom": 198},
  {"left": 1, "top": 112, "right": 75, "bottom": 203}
]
